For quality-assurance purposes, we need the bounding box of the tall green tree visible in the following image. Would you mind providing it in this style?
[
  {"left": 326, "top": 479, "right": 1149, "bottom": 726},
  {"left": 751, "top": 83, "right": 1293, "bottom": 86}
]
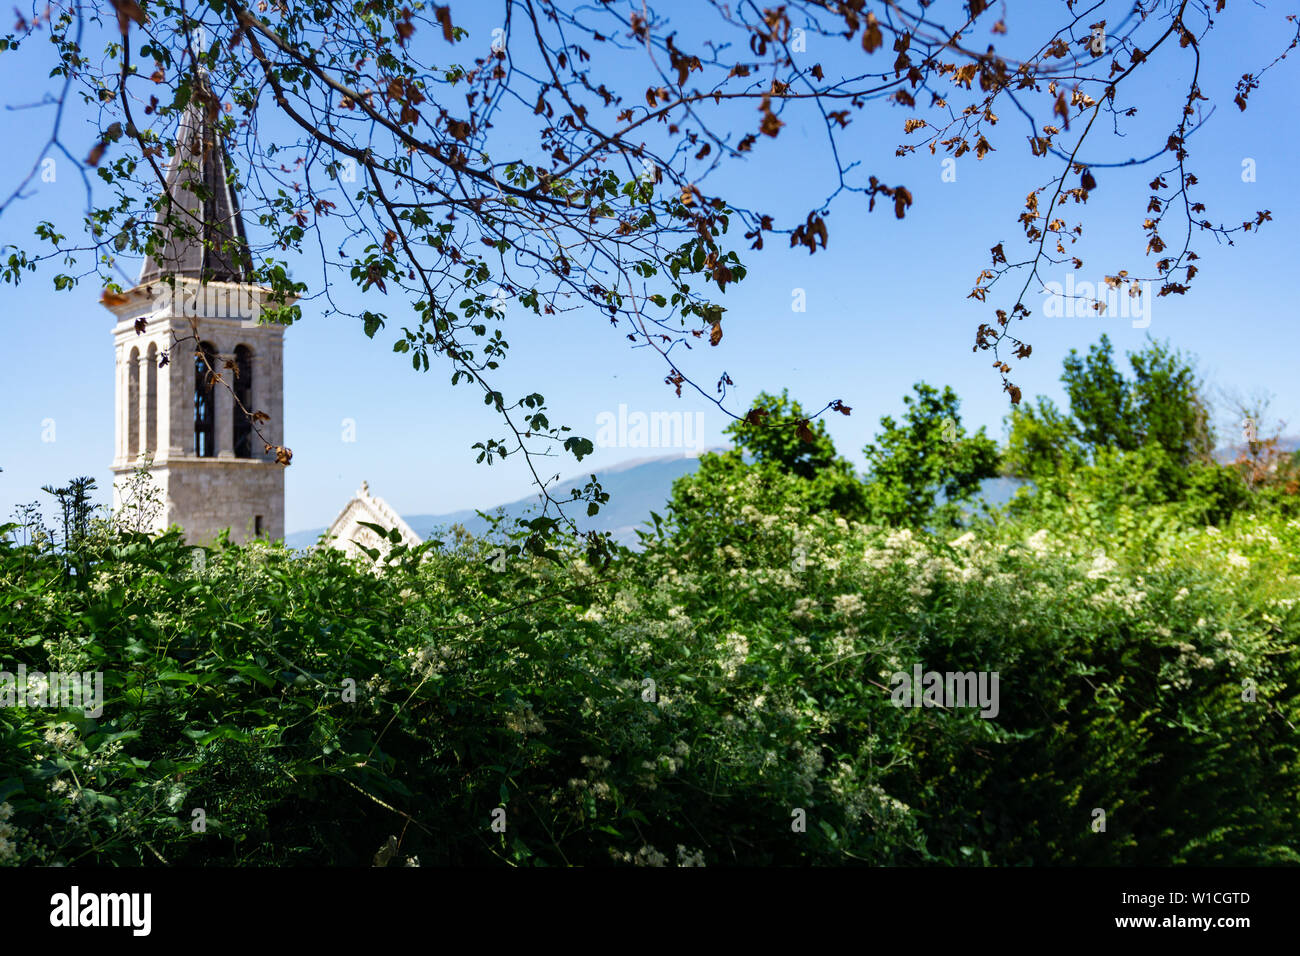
[
  {"left": 862, "top": 383, "right": 999, "bottom": 529},
  {"left": 1061, "top": 335, "right": 1138, "bottom": 454},
  {"left": 707, "top": 389, "right": 867, "bottom": 520},
  {"left": 1128, "top": 339, "right": 1215, "bottom": 465},
  {"left": 724, "top": 390, "right": 851, "bottom": 479},
  {"left": 1002, "top": 396, "right": 1082, "bottom": 479},
  {"left": 1008, "top": 335, "right": 1215, "bottom": 478}
]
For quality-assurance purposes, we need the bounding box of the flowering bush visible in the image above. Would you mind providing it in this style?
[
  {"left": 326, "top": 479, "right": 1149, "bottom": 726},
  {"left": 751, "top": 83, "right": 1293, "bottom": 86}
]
[{"left": 1, "top": 456, "right": 1297, "bottom": 866}]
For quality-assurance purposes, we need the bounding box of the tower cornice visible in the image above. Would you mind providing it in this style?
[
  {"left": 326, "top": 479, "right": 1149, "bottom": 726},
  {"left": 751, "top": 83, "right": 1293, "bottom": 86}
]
[{"left": 104, "top": 275, "right": 298, "bottom": 327}]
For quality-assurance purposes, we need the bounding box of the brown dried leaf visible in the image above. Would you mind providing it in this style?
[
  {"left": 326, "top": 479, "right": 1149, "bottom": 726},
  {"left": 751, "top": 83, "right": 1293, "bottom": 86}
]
[
  {"left": 110, "top": 0, "right": 145, "bottom": 36},
  {"left": 893, "top": 186, "right": 913, "bottom": 219},
  {"left": 862, "top": 13, "right": 883, "bottom": 53},
  {"left": 435, "top": 5, "right": 454, "bottom": 43}
]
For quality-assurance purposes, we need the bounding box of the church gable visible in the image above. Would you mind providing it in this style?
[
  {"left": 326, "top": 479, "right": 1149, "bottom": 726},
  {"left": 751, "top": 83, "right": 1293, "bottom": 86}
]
[{"left": 323, "top": 481, "right": 422, "bottom": 559}]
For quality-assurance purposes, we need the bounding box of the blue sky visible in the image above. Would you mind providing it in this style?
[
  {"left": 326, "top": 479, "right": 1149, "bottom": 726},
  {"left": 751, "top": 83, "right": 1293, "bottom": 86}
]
[{"left": 1, "top": 1, "right": 1297, "bottom": 534}]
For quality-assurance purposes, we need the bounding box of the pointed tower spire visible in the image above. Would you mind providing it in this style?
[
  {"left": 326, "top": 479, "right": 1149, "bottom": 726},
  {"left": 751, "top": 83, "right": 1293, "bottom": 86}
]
[{"left": 139, "top": 75, "right": 251, "bottom": 285}]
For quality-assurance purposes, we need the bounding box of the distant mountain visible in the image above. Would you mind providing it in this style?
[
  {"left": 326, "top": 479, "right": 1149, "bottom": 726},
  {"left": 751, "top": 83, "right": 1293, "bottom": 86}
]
[
  {"left": 291, "top": 440, "right": 1286, "bottom": 551},
  {"left": 285, "top": 450, "right": 721, "bottom": 551}
]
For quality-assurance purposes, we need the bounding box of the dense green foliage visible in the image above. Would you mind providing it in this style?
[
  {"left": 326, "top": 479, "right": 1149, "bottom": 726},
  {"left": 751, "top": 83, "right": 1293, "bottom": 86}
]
[
  {"left": 2, "top": 337, "right": 1297, "bottom": 866},
  {"left": 712, "top": 383, "right": 999, "bottom": 528},
  {"left": 860, "top": 383, "right": 999, "bottom": 528},
  {"left": 1006, "top": 335, "right": 1213, "bottom": 477},
  {"left": 720, "top": 389, "right": 869, "bottom": 520},
  {"left": 1004, "top": 337, "right": 1299, "bottom": 527}
]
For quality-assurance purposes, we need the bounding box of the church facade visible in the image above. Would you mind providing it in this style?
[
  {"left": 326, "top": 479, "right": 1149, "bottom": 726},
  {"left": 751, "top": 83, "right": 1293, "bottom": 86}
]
[{"left": 107, "top": 90, "right": 287, "bottom": 545}]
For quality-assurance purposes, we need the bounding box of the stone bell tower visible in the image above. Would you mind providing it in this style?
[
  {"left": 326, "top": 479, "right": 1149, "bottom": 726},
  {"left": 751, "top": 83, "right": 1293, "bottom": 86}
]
[{"left": 106, "top": 86, "right": 289, "bottom": 544}]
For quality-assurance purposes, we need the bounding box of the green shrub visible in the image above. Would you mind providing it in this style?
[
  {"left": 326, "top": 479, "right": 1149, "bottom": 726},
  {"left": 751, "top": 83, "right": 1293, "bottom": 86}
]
[{"left": 3, "top": 455, "right": 1296, "bottom": 866}]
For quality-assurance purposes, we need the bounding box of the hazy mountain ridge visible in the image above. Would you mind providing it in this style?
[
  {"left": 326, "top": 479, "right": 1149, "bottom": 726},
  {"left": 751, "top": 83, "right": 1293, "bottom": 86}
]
[
  {"left": 286, "top": 440, "right": 1289, "bottom": 550},
  {"left": 285, "top": 451, "right": 720, "bottom": 550}
]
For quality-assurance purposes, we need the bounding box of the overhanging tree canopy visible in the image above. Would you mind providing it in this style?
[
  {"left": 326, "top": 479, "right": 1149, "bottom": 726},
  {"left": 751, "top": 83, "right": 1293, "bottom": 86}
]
[{"left": 2, "top": 0, "right": 1294, "bottom": 552}]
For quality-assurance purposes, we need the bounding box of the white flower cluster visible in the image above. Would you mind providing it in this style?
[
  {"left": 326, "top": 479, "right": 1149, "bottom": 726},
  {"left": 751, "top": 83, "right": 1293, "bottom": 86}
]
[
  {"left": 403, "top": 641, "right": 454, "bottom": 678},
  {"left": 43, "top": 722, "right": 79, "bottom": 752},
  {"left": 362, "top": 673, "right": 393, "bottom": 697},
  {"left": 1088, "top": 583, "right": 1146, "bottom": 617},
  {"left": 41, "top": 632, "right": 94, "bottom": 673},
  {"left": 1168, "top": 640, "right": 1218, "bottom": 689},
  {"left": 634, "top": 844, "right": 668, "bottom": 866},
  {"left": 565, "top": 755, "right": 615, "bottom": 806},
  {"left": 832, "top": 593, "right": 865, "bottom": 618},
  {"left": 652, "top": 753, "right": 682, "bottom": 776},
  {"left": 0, "top": 803, "right": 15, "bottom": 864},
  {"left": 793, "top": 744, "right": 825, "bottom": 797},
  {"left": 1024, "top": 528, "right": 1052, "bottom": 555},
  {"left": 866, "top": 528, "right": 973, "bottom": 595},
  {"left": 863, "top": 528, "right": 918, "bottom": 571},
  {"left": 567, "top": 776, "right": 613, "bottom": 802},
  {"left": 504, "top": 700, "right": 545, "bottom": 735},
  {"left": 828, "top": 762, "right": 868, "bottom": 823},
  {"left": 739, "top": 503, "right": 784, "bottom": 532},
  {"left": 718, "top": 631, "right": 749, "bottom": 680},
  {"left": 949, "top": 531, "right": 977, "bottom": 550},
  {"left": 790, "top": 597, "right": 818, "bottom": 622},
  {"left": 636, "top": 760, "right": 661, "bottom": 790},
  {"left": 676, "top": 844, "right": 706, "bottom": 867},
  {"left": 1237, "top": 520, "right": 1281, "bottom": 549},
  {"left": 827, "top": 631, "right": 857, "bottom": 660},
  {"left": 866, "top": 784, "right": 913, "bottom": 826},
  {"left": 1086, "top": 551, "right": 1118, "bottom": 580},
  {"left": 609, "top": 843, "right": 670, "bottom": 866}
]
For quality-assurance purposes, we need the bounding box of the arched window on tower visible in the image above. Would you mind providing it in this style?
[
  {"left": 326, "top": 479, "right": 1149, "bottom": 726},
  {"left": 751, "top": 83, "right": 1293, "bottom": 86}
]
[
  {"left": 194, "top": 341, "right": 216, "bottom": 457},
  {"left": 233, "top": 344, "right": 253, "bottom": 458},
  {"left": 145, "top": 343, "right": 158, "bottom": 456},
  {"left": 127, "top": 347, "right": 140, "bottom": 460}
]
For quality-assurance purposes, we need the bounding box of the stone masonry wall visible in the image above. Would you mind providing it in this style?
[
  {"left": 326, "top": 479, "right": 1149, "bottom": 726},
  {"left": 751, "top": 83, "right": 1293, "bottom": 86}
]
[{"left": 155, "top": 460, "right": 285, "bottom": 545}]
